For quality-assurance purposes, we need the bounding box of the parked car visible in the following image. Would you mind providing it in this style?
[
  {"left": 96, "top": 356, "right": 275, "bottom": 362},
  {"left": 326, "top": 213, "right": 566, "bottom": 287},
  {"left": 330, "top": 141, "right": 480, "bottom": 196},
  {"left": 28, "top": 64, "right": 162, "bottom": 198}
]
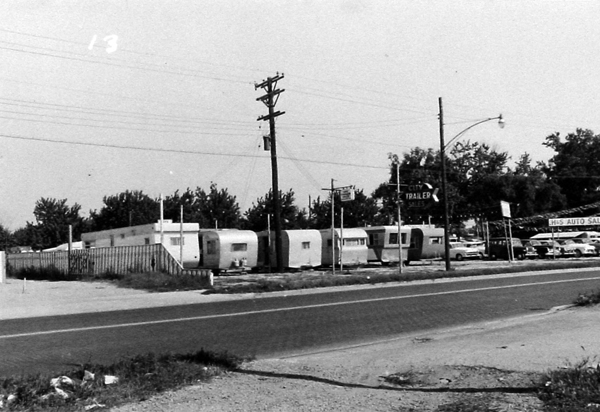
[
  {"left": 586, "top": 238, "right": 600, "bottom": 254},
  {"left": 520, "top": 240, "right": 540, "bottom": 259},
  {"left": 557, "top": 239, "right": 597, "bottom": 257},
  {"left": 539, "top": 240, "right": 576, "bottom": 258},
  {"left": 487, "top": 237, "right": 527, "bottom": 260},
  {"left": 522, "top": 239, "right": 555, "bottom": 258},
  {"left": 448, "top": 242, "right": 481, "bottom": 261},
  {"left": 463, "top": 240, "right": 486, "bottom": 258}
]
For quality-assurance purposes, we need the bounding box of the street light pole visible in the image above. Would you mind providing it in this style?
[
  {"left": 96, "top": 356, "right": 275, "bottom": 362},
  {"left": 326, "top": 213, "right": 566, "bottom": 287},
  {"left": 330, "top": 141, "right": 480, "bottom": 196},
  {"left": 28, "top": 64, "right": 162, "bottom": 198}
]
[{"left": 438, "top": 97, "right": 504, "bottom": 271}]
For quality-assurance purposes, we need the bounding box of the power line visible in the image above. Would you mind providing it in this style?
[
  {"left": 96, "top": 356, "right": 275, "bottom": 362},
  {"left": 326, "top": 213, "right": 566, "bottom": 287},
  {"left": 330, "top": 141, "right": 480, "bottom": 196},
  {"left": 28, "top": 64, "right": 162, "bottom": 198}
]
[
  {"left": 0, "top": 97, "right": 255, "bottom": 127},
  {"left": 0, "top": 76, "right": 256, "bottom": 120},
  {"left": 284, "top": 129, "right": 415, "bottom": 149},
  {"left": 277, "top": 137, "right": 323, "bottom": 192},
  {"left": 286, "top": 87, "right": 432, "bottom": 115},
  {"left": 0, "top": 133, "right": 390, "bottom": 170},
  {"left": 0, "top": 114, "right": 251, "bottom": 136},
  {"left": 0, "top": 28, "right": 268, "bottom": 77},
  {"left": 0, "top": 106, "right": 253, "bottom": 133},
  {"left": 0, "top": 39, "right": 252, "bottom": 85}
]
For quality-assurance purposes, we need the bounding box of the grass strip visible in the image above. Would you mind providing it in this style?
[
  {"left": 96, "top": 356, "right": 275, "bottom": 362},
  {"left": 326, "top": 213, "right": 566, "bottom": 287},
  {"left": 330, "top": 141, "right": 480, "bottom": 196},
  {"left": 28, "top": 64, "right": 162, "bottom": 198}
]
[
  {"left": 0, "top": 349, "right": 247, "bottom": 411},
  {"left": 208, "top": 260, "right": 600, "bottom": 294}
]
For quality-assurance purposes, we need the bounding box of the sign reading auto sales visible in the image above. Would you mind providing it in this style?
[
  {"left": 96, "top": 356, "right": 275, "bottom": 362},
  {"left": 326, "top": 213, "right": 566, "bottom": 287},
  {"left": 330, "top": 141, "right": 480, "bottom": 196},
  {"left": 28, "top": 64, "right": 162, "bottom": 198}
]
[
  {"left": 404, "top": 183, "right": 439, "bottom": 208},
  {"left": 549, "top": 217, "right": 600, "bottom": 227}
]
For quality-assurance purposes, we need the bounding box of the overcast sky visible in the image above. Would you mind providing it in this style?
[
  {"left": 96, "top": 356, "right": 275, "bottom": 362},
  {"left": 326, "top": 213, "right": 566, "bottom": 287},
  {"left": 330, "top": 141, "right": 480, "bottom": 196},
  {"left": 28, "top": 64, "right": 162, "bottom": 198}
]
[{"left": 1, "top": 1, "right": 599, "bottom": 230}]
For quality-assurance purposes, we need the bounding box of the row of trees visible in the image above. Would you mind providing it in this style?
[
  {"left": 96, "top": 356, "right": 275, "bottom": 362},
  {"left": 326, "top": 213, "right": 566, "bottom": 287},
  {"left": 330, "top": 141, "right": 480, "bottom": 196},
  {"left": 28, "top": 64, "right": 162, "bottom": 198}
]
[{"left": 3, "top": 128, "right": 600, "bottom": 250}]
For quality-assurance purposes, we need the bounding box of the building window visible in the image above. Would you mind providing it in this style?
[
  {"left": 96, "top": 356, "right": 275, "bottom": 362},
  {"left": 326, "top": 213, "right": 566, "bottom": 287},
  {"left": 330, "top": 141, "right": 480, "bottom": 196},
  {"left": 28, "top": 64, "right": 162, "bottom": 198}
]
[
  {"left": 120, "top": 233, "right": 125, "bottom": 239},
  {"left": 231, "top": 243, "right": 247, "bottom": 252},
  {"left": 110, "top": 235, "right": 115, "bottom": 247},
  {"left": 302, "top": 242, "right": 310, "bottom": 249},
  {"left": 145, "top": 238, "right": 150, "bottom": 245},
  {"left": 170, "top": 237, "right": 185, "bottom": 246}
]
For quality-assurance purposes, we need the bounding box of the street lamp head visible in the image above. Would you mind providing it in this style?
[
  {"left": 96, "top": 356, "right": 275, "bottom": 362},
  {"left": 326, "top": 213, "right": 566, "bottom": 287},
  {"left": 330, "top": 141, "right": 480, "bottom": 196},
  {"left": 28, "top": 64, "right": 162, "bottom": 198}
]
[{"left": 498, "top": 114, "right": 505, "bottom": 129}]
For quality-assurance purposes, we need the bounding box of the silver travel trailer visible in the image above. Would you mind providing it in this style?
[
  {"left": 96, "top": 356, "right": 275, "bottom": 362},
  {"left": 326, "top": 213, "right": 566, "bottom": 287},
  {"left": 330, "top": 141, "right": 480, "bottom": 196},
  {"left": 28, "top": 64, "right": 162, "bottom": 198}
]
[
  {"left": 257, "top": 229, "right": 322, "bottom": 270},
  {"left": 409, "top": 226, "right": 445, "bottom": 261},
  {"left": 319, "top": 228, "right": 368, "bottom": 267},
  {"left": 364, "top": 225, "right": 411, "bottom": 264},
  {"left": 198, "top": 229, "right": 258, "bottom": 273}
]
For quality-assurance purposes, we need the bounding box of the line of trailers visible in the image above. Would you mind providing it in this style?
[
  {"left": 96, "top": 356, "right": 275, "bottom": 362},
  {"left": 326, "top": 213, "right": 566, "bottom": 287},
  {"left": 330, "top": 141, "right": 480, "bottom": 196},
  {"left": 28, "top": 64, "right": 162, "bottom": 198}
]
[{"left": 197, "top": 225, "right": 445, "bottom": 273}]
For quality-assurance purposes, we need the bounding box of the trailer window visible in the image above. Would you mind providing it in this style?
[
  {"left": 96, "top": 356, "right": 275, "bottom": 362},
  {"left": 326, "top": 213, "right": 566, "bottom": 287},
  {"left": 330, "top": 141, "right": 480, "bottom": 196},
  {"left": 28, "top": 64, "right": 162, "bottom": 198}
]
[
  {"left": 343, "top": 238, "right": 365, "bottom": 246},
  {"left": 170, "top": 237, "right": 185, "bottom": 246},
  {"left": 302, "top": 242, "right": 310, "bottom": 249},
  {"left": 231, "top": 243, "right": 247, "bottom": 252},
  {"left": 389, "top": 233, "right": 406, "bottom": 245},
  {"left": 430, "top": 237, "right": 442, "bottom": 244},
  {"left": 207, "top": 240, "right": 217, "bottom": 254}
]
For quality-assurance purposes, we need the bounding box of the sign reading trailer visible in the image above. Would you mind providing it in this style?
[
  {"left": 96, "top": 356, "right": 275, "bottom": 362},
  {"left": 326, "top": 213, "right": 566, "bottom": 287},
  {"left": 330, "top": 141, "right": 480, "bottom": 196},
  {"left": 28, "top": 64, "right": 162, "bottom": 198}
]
[
  {"left": 404, "top": 183, "right": 439, "bottom": 208},
  {"left": 549, "top": 217, "right": 600, "bottom": 227}
]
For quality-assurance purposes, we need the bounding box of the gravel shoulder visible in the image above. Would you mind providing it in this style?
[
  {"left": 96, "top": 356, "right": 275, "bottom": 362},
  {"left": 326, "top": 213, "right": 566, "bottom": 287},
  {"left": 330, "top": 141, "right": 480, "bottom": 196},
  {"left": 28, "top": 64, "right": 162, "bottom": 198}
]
[{"left": 112, "top": 305, "right": 600, "bottom": 411}]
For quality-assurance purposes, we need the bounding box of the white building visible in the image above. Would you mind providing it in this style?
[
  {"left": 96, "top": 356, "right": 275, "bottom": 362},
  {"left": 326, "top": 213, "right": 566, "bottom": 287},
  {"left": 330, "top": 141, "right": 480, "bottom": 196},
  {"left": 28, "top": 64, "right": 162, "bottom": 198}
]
[{"left": 81, "top": 220, "right": 200, "bottom": 268}]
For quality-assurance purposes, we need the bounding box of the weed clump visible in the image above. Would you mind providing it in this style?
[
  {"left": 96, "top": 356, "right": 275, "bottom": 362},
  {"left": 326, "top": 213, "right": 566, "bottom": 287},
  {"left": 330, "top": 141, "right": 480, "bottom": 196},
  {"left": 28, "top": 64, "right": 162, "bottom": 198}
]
[
  {"left": 0, "top": 349, "right": 247, "bottom": 411},
  {"left": 573, "top": 289, "right": 600, "bottom": 306},
  {"left": 538, "top": 359, "right": 600, "bottom": 410}
]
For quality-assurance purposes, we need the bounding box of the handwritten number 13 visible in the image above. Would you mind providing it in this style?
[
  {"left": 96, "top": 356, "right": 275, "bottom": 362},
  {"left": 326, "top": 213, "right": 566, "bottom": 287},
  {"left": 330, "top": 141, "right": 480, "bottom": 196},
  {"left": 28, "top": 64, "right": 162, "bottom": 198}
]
[{"left": 89, "top": 35, "right": 118, "bottom": 54}]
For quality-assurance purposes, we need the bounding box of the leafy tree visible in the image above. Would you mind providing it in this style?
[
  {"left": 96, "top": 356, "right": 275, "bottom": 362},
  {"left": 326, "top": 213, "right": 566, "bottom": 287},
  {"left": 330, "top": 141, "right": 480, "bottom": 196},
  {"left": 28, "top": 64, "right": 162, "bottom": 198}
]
[
  {"left": 372, "top": 151, "right": 443, "bottom": 226},
  {"left": 0, "top": 223, "right": 14, "bottom": 251},
  {"left": 242, "top": 189, "right": 308, "bottom": 231},
  {"left": 17, "top": 198, "right": 84, "bottom": 249},
  {"left": 89, "top": 190, "right": 159, "bottom": 231},
  {"left": 195, "top": 183, "right": 241, "bottom": 228},
  {"left": 543, "top": 128, "right": 600, "bottom": 207},
  {"left": 310, "top": 189, "right": 378, "bottom": 229},
  {"left": 163, "top": 188, "right": 203, "bottom": 224}
]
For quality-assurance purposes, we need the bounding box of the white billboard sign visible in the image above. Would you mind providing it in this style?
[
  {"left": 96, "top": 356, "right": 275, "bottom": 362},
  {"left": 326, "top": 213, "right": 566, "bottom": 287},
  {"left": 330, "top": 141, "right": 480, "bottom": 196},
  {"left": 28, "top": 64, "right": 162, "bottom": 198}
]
[
  {"left": 549, "top": 217, "right": 600, "bottom": 227},
  {"left": 500, "top": 201, "right": 511, "bottom": 218},
  {"left": 339, "top": 186, "right": 355, "bottom": 202}
]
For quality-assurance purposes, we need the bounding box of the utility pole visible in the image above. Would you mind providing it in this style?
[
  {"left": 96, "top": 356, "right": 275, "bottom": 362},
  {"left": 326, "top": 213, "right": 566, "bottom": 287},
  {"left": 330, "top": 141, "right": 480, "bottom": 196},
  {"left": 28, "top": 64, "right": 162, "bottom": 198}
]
[
  {"left": 439, "top": 97, "right": 451, "bottom": 271},
  {"left": 255, "top": 73, "right": 285, "bottom": 272}
]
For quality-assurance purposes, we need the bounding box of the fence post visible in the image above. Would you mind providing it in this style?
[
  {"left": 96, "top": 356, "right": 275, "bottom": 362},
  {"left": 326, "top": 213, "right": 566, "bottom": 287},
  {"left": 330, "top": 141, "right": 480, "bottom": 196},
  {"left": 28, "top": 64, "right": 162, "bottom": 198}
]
[{"left": 0, "top": 251, "right": 5, "bottom": 283}]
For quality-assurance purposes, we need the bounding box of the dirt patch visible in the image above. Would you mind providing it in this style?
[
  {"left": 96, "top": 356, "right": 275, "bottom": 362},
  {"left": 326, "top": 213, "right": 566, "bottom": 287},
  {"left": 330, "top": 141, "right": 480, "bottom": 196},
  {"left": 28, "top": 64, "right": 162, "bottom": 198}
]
[{"left": 112, "top": 361, "right": 545, "bottom": 411}]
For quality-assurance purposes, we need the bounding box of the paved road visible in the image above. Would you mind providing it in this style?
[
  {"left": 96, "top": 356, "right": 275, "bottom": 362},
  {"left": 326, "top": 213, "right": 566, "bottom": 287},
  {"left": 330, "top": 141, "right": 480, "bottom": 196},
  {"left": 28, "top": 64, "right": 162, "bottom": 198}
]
[{"left": 1, "top": 270, "right": 599, "bottom": 377}]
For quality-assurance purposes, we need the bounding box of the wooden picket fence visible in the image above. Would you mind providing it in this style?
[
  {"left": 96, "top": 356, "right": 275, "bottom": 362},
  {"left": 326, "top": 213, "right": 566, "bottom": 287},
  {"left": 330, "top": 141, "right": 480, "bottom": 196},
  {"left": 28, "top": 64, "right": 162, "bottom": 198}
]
[{"left": 6, "top": 244, "right": 213, "bottom": 285}]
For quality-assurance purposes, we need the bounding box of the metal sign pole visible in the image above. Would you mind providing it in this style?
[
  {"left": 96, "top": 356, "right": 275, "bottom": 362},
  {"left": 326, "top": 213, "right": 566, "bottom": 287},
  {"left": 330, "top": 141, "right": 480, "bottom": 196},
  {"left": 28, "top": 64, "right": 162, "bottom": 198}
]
[{"left": 340, "top": 206, "right": 344, "bottom": 273}]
